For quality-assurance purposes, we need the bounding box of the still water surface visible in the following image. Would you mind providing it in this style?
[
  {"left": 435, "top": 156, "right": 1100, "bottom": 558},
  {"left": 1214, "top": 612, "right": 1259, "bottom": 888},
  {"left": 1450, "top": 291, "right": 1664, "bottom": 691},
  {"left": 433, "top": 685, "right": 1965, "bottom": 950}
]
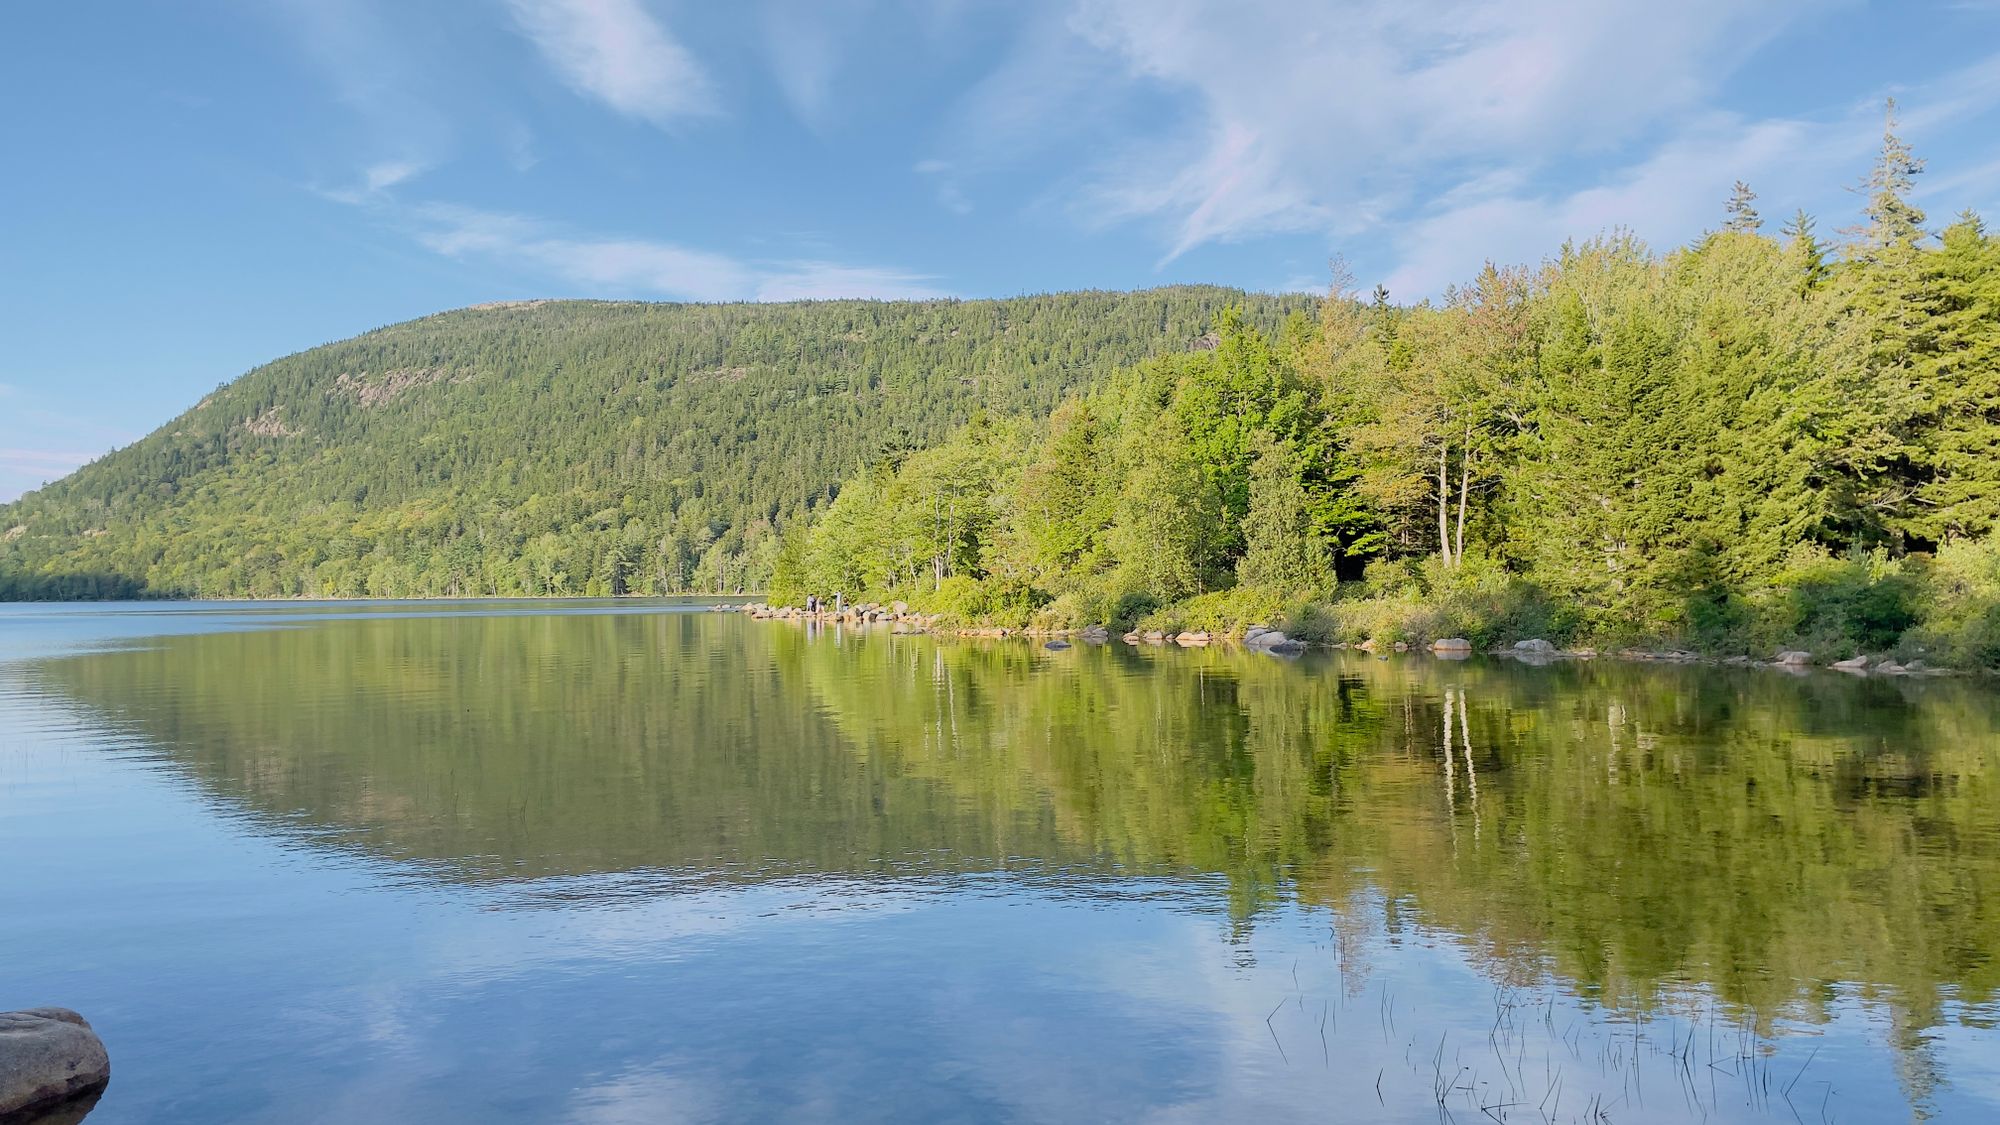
[{"left": 5, "top": 600, "right": 2000, "bottom": 1123}]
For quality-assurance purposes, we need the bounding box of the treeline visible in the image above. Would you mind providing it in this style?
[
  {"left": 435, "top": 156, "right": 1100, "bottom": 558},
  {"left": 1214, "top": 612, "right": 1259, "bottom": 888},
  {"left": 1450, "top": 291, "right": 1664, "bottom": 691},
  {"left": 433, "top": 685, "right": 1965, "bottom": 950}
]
[
  {"left": 0, "top": 288, "right": 1311, "bottom": 600},
  {"left": 777, "top": 115, "right": 2000, "bottom": 665}
]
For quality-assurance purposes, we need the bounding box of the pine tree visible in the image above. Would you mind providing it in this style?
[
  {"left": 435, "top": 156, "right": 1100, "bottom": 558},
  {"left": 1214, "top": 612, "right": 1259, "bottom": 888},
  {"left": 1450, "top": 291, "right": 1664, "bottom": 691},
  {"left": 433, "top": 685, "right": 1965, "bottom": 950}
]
[
  {"left": 1781, "top": 209, "right": 1831, "bottom": 293},
  {"left": 1724, "top": 181, "right": 1762, "bottom": 233},
  {"left": 1909, "top": 212, "right": 2000, "bottom": 541},
  {"left": 1853, "top": 99, "right": 1928, "bottom": 255}
]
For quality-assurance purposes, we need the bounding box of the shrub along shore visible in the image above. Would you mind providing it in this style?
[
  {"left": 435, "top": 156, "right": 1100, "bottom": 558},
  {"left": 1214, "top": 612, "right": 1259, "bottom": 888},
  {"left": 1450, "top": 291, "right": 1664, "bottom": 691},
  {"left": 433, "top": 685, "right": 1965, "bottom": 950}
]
[{"left": 721, "top": 601, "right": 1976, "bottom": 676}]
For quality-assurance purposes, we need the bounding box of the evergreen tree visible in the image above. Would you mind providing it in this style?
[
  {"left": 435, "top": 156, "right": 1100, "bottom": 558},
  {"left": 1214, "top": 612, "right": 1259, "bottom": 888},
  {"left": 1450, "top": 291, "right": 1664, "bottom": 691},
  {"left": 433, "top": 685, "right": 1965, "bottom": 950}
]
[
  {"left": 1724, "top": 180, "right": 1762, "bottom": 233},
  {"left": 1781, "top": 209, "right": 1832, "bottom": 293},
  {"left": 1853, "top": 99, "right": 1928, "bottom": 255}
]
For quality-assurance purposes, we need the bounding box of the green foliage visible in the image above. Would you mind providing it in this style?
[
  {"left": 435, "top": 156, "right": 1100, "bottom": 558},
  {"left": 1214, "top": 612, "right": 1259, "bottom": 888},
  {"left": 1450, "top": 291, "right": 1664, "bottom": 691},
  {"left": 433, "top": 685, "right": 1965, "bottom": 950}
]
[
  {"left": 1135, "top": 586, "right": 1288, "bottom": 636},
  {"left": 1909, "top": 535, "right": 2000, "bottom": 666},
  {"left": 1319, "top": 556, "right": 1566, "bottom": 649},
  {"left": 0, "top": 288, "right": 1311, "bottom": 600},
  {"left": 1754, "top": 545, "right": 1919, "bottom": 657}
]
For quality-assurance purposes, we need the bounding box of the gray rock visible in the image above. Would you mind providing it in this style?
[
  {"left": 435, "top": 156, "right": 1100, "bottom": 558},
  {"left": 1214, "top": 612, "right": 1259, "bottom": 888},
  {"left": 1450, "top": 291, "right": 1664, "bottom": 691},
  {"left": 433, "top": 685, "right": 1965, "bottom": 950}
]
[
  {"left": 1043, "top": 640, "right": 1072, "bottom": 651},
  {"left": 1774, "top": 650, "right": 1813, "bottom": 666},
  {"left": 1514, "top": 638, "right": 1557, "bottom": 654},
  {"left": 0, "top": 1008, "right": 110, "bottom": 1119},
  {"left": 1831, "top": 654, "right": 1870, "bottom": 671}
]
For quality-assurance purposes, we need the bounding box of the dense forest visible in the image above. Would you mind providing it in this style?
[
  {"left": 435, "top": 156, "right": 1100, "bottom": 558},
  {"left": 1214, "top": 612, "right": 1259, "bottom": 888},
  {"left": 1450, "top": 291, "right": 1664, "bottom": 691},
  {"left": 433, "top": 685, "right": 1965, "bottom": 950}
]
[
  {"left": 776, "top": 113, "right": 2000, "bottom": 665},
  {"left": 0, "top": 288, "right": 1309, "bottom": 599}
]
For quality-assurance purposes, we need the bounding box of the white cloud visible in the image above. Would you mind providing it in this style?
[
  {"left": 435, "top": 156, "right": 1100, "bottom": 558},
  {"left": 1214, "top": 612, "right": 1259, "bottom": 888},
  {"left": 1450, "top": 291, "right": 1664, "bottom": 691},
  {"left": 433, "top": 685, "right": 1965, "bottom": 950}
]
[
  {"left": 754, "top": 262, "right": 950, "bottom": 301},
  {"left": 914, "top": 159, "right": 973, "bottom": 215},
  {"left": 1044, "top": 0, "right": 1835, "bottom": 263},
  {"left": 759, "top": 0, "right": 875, "bottom": 128},
  {"left": 410, "top": 204, "right": 948, "bottom": 303},
  {"left": 506, "top": 0, "right": 716, "bottom": 126},
  {"left": 364, "top": 159, "right": 425, "bottom": 192},
  {"left": 1379, "top": 115, "right": 1826, "bottom": 296},
  {"left": 0, "top": 448, "right": 102, "bottom": 502}
]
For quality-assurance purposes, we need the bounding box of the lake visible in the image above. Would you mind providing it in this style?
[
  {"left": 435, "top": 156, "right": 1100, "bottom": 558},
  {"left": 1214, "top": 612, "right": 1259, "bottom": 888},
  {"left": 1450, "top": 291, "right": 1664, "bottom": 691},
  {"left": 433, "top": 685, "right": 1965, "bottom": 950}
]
[{"left": 4, "top": 600, "right": 2000, "bottom": 1123}]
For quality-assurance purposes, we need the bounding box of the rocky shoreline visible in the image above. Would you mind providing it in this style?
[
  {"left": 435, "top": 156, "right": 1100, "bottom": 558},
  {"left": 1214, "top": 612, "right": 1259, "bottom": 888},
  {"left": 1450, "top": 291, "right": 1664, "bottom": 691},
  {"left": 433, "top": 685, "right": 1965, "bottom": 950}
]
[{"left": 718, "top": 604, "right": 1963, "bottom": 675}]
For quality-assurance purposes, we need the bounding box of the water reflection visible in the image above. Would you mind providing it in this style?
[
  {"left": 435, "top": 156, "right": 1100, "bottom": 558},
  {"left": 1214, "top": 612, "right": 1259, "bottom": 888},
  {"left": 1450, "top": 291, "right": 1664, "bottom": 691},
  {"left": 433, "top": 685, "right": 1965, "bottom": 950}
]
[{"left": 11, "top": 606, "right": 2000, "bottom": 1122}]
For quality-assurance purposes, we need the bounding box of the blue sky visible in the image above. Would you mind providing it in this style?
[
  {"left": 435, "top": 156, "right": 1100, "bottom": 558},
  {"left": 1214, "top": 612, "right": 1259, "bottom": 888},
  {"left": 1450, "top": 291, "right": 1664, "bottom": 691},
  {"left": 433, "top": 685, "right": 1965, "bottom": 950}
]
[{"left": 4, "top": 0, "right": 2000, "bottom": 501}]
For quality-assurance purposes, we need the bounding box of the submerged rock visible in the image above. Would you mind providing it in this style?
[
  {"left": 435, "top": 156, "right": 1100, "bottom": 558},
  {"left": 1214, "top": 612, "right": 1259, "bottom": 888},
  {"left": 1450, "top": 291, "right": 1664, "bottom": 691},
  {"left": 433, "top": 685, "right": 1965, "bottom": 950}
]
[
  {"left": 1043, "top": 640, "right": 1072, "bottom": 651},
  {"left": 0, "top": 1008, "right": 110, "bottom": 1119}
]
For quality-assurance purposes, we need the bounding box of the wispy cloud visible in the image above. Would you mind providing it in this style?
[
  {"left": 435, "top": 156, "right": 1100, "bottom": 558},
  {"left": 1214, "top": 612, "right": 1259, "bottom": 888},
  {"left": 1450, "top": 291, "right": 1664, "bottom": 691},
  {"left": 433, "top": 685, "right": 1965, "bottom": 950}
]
[
  {"left": 410, "top": 204, "right": 948, "bottom": 302},
  {"left": 914, "top": 160, "right": 973, "bottom": 215},
  {"left": 364, "top": 159, "right": 425, "bottom": 192},
  {"left": 0, "top": 448, "right": 105, "bottom": 502},
  {"left": 505, "top": 0, "right": 716, "bottom": 126},
  {"left": 1041, "top": 0, "right": 1834, "bottom": 264}
]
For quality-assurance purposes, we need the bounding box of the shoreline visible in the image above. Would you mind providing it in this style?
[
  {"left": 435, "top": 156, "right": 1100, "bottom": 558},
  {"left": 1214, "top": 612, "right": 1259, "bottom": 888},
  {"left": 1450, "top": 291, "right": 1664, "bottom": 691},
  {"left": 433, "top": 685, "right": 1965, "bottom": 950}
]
[{"left": 719, "top": 602, "right": 1978, "bottom": 678}]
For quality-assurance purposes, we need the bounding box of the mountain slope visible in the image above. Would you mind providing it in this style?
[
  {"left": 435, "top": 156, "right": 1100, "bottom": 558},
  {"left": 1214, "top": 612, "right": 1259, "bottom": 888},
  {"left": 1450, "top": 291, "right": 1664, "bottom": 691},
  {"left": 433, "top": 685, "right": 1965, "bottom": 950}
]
[{"left": 0, "top": 288, "right": 1314, "bottom": 599}]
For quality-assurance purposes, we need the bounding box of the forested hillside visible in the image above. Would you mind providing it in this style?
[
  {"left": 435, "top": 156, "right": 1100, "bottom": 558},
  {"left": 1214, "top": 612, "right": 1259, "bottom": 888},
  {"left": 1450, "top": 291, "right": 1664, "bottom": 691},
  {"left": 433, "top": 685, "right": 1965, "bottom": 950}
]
[
  {"left": 777, "top": 118, "right": 2000, "bottom": 665},
  {"left": 0, "top": 288, "right": 1311, "bottom": 599}
]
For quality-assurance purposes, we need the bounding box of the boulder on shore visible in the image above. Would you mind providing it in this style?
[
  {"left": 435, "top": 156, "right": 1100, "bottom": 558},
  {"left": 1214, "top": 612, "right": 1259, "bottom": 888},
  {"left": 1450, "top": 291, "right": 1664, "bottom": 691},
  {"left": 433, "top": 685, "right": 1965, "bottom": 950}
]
[
  {"left": 1513, "top": 639, "right": 1557, "bottom": 655},
  {"left": 0, "top": 1008, "right": 110, "bottom": 1119},
  {"left": 1774, "top": 650, "right": 1813, "bottom": 666},
  {"left": 1175, "top": 631, "right": 1212, "bottom": 647},
  {"left": 1831, "top": 654, "right": 1871, "bottom": 672},
  {"left": 1431, "top": 638, "right": 1472, "bottom": 653}
]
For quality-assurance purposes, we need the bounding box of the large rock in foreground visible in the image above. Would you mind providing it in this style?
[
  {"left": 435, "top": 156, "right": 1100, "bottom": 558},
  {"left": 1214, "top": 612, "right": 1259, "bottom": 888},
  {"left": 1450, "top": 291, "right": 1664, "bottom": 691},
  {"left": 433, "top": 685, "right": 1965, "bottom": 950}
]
[{"left": 0, "top": 1009, "right": 109, "bottom": 1119}]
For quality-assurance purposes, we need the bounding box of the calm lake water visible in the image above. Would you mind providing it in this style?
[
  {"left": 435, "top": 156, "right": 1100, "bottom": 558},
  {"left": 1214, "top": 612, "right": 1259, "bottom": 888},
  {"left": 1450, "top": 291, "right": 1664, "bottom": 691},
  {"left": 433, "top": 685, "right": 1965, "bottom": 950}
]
[{"left": 5, "top": 601, "right": 2000, "bottom": 1123}]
